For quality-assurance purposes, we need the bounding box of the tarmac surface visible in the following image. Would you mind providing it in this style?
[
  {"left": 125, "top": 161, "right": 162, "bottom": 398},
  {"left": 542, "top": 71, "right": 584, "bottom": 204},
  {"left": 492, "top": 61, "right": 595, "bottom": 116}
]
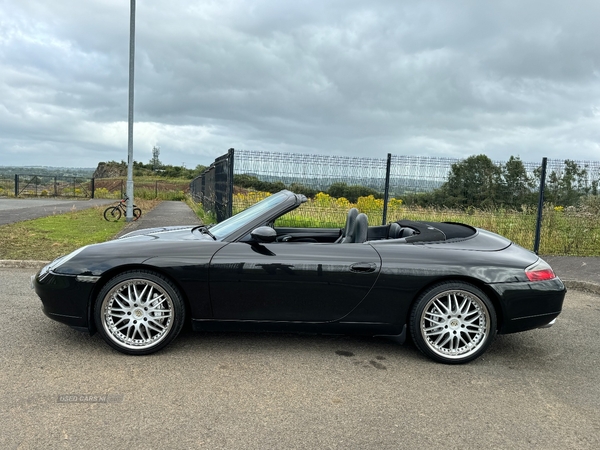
[
  {"left": 0, "top": 198, "right": 114, "bottom": 226},
  {"left": 114, "top": 199, "right": 202, "bottom": 238},
  {"left": 0, "top": 199, "right": 598, "bottom": 294}
]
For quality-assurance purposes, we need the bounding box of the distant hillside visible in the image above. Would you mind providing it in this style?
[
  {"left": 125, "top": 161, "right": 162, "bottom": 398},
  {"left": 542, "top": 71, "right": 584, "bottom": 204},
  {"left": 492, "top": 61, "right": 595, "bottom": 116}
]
[
  {"left": 0, "top": 166, "right": 95, "bottom": 177},
  {"left": 236, "top": 172, "right": 443, "bottom": 194}
]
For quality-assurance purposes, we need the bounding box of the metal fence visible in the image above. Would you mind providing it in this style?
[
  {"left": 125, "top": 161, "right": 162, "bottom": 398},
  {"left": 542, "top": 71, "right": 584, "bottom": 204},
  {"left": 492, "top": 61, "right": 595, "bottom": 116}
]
[
  {"left": 93, "top": 178, "right": 188, "bottom": 200},
  {"left": 10, "top": 174, "right": 92, "bottom": 198},
  {"left": 190, "top": 149, "right": 234, "bottom": 222},
  {"left": 0, "top": 175, "right": 15, "bottom": 197},
  {"left": 0, "top": 175, "right": 189, "bottom": 200},
  {"left": 191, "top": 149, "right": 600, "bottom": 256}
]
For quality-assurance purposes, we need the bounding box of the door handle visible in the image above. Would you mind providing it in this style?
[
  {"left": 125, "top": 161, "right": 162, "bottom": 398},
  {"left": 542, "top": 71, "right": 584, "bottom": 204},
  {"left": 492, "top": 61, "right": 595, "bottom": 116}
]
[{"left": 350, "top": 262, "right": 377, "bottom": 273}]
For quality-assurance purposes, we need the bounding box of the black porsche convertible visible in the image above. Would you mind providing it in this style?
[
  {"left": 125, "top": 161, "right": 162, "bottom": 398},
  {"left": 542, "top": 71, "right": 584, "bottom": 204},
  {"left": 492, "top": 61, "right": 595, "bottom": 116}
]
[{"left": 33, "top": 190, "right": 566, "bottom": 364}]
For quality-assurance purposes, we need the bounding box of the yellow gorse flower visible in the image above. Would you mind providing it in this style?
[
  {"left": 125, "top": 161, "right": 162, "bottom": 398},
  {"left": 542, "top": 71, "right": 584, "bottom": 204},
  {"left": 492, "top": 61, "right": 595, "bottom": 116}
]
[{"left": 232, "top": 190, "right": 404, "bottom": 227}]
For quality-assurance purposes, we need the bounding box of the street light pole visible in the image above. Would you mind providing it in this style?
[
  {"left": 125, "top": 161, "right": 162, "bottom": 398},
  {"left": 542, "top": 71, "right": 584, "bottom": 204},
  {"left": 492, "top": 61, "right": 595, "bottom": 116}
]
[{"left": 126, "top": 0, "right": 136, "bottom": 221}]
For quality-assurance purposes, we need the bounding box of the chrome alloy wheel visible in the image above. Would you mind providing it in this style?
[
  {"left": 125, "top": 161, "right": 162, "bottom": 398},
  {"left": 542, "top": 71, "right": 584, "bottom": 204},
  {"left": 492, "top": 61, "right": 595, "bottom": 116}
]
[
  {"left": 101, "top": 278, "right": 175, "bottom": 350},
  {"left": 420, "top": 289, "right": 491, "bottom": 360}
]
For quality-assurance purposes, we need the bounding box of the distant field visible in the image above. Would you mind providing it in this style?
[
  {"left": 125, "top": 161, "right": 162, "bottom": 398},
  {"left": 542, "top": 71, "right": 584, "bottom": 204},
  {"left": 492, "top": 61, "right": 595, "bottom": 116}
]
[{"left": 233, "top": 191, "right": 600, "bottom": 256}]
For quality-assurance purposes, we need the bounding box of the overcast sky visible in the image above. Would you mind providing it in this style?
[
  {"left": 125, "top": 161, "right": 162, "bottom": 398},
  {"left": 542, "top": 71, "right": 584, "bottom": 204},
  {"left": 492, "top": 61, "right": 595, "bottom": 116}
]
[{"left": 1, "top": 0, "right": 599, "bottom": 168}]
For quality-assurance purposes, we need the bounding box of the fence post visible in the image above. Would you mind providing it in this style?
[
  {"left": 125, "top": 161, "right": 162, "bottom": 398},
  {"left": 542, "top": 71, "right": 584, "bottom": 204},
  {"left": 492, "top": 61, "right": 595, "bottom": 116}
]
[
  {"left": 91, "top": 178, "right": 95, "bottom": 199},
  {"left": 533, "top": 157, "right": 548, "bottom": 255},
  {"left": 155, "top": 181, "right": 158, "bottom": 199},
  {"left": 54, "top": 177, "right": 58, "bottom": 197},
  {"left": 382, "top": 153, "right": 392, "bottom": 225},
  {"left": 14, "top": 174, "right": 18, "bottom": 197},
  {"left": 228, "top": 148, "right": 235, "bottom": 219}
]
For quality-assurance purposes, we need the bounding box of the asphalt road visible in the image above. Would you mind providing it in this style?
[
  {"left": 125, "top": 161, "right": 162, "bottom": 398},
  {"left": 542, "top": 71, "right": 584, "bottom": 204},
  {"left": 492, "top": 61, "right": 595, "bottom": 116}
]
[
  {"left": 0, "top": 198, "right": 114, "bottom": 226},
  {"left": 1, "top": 268, "right": 599, "bottom": 449}
]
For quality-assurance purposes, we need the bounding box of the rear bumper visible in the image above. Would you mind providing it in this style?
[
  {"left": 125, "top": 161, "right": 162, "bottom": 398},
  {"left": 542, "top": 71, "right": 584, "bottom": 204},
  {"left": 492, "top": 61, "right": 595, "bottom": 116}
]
[{"left": 489, "top": 278, "right": 566, "bottom": 334}]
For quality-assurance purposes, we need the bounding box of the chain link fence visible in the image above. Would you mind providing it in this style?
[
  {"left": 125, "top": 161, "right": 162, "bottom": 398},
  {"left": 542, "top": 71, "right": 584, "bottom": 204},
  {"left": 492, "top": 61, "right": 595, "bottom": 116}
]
[{"left": 192, "top": 149, "right": 600, "bottom": 256}]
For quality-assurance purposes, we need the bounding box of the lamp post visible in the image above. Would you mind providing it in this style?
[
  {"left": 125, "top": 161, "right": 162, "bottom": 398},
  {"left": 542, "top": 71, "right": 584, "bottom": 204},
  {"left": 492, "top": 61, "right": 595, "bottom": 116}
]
[{"left": 126, "top": 0, "right": 136, "bottom": 221}]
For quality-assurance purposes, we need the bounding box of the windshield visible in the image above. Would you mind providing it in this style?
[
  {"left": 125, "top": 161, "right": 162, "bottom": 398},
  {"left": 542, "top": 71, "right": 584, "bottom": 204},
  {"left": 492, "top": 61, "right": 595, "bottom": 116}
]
[{"left": 209, "top": 191, "right": 291, "bottom": 239}]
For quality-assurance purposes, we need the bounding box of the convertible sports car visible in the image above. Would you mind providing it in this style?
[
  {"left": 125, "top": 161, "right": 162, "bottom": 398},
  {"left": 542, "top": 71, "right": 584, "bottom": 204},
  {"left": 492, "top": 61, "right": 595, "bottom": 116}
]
[{"left": 33, "top": 190, "right": 566, "bottom": 364}]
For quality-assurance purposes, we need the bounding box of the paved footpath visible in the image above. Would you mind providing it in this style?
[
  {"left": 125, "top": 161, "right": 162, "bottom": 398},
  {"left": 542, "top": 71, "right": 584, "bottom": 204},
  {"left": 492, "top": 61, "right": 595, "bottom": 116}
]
[
  {"left": 115, "top": 200, "right": 202, "bottom": 238},
  {"left": 1, "top": 199, "right": 598, "bottom": 294}
]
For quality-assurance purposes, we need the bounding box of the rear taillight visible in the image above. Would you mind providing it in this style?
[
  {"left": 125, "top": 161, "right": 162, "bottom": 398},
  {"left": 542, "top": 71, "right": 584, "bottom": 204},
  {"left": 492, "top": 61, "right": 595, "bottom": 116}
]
[{"left": 525, "top": 259, "right": 556, "bottom": 282}]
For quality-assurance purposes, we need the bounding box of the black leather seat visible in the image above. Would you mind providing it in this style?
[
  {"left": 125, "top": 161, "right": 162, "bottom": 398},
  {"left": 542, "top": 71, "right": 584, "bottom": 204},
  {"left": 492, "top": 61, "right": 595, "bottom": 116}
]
[
  {"left": 388, "top": 222, "right": 416, "bottom": 239},
  {"left": 342, "top": 213, "right": 368, "bottom": 243},
  {"left": 388, "top": 222, "right": 402, "bottom": 239},
  {"left": 335, "top": 208, "right": 359, "bottom": 243}
]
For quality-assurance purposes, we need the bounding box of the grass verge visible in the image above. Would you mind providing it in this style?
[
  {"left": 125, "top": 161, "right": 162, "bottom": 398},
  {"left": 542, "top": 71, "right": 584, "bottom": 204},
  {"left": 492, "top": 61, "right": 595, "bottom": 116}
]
[
  {"left": 185, "top": 196, "right": 216, "bottom": 225},
  {"left": 0, "top": 199, "right": 160, "bottom": 261}
]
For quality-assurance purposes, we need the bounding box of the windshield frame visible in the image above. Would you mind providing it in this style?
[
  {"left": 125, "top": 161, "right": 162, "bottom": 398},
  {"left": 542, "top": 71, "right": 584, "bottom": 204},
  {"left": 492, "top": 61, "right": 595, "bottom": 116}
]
[{"left": 209, "top": 190, "right": 305, "bottom": 241}]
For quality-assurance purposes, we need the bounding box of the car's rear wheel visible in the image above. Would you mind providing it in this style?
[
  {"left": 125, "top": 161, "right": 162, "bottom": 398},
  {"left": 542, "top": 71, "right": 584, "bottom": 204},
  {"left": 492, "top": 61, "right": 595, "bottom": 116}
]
[
  {"left": 94, "top": 270, "right": 185, "bottom": 355},
  {"left": 410, "top": 281, "right": 497, "bottom": 364}
]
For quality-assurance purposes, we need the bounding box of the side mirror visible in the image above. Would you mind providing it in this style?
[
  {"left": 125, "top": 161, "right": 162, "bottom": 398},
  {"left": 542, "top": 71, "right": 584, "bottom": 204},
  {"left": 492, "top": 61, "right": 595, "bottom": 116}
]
[{"left": 250, "top": 226, "right": 277, "bottom": 243}]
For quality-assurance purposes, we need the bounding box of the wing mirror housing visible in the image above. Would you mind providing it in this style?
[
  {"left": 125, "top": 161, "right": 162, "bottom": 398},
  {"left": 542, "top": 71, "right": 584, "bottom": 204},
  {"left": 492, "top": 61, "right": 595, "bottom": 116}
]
[{"left": 250, "top": 226, "right": 277, "bottom": 243}]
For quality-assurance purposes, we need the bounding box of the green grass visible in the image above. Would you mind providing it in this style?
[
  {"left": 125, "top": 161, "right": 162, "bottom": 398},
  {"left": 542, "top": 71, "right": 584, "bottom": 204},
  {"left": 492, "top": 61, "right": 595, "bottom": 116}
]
[
  {"left": 237, "top": 196, "right": 600, "bottom": 256},
  {"left": 19, "top": 193, "right": 588, "bottom": 259},
  {"left": 186, "top": 196, "right": 216, "bottom": 225},
  {"left": 0, "top": 207, "right": 126, "bottom": 260},
  {"left": 93, "top": 177, "right": 190, "bottom": 200},
  {"left": 0, "top": 199, "right": 161, "bottom": 261}
]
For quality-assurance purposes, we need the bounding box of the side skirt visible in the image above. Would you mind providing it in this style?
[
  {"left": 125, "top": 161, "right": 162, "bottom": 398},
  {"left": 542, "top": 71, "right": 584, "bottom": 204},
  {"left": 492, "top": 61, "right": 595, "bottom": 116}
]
[{"left": 191, "top": 318, "right": 402, "bottom": 338}]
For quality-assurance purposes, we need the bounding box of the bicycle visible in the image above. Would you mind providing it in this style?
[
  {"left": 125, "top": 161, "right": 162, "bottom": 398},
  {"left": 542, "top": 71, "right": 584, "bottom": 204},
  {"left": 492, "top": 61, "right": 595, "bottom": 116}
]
[{"left": 103, "top": 197, "right": 142, "bottom": 222}]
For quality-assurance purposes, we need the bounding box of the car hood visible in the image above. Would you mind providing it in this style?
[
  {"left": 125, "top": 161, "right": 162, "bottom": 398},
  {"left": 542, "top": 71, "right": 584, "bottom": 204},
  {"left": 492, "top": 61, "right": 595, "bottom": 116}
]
[
  {"left": 51, "top": 225, "right": 222, "bottom": 276},
  {"left": 119, "top": 225, "right": 207, "bottom": 240}
]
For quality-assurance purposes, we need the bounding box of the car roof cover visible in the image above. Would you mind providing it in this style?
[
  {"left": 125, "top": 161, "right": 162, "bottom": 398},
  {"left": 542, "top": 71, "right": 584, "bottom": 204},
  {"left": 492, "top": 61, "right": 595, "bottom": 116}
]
[{"left": 395, "top": 220, "right": 477, "bottom": 243}]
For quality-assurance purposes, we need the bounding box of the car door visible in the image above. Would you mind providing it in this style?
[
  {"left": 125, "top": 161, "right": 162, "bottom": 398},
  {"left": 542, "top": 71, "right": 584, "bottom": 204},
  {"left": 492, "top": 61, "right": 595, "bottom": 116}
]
[{"left": 208, "top": 241, "right": 381, "bottom": 322}]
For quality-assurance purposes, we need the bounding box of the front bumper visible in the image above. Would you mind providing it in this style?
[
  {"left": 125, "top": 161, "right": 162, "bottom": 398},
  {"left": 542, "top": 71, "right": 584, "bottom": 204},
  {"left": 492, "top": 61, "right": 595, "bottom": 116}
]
[{"left": 33, "top": 267, "right": 96, "bottom": 331}]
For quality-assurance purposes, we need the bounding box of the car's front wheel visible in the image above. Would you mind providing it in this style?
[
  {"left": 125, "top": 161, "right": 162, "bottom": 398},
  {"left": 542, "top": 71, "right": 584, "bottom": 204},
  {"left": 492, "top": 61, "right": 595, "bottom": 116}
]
[
  {"left": 94, "top": 270, "right": 185, "bottom": 355},
  {"left": 410, "top": 281, "right": 497, "bottom": 364}
]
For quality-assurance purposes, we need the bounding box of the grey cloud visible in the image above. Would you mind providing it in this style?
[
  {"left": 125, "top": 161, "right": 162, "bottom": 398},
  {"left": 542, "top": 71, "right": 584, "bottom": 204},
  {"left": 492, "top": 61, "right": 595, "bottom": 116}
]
[{"left": 0, "top": 0, "right": 599, "bottom": 167}]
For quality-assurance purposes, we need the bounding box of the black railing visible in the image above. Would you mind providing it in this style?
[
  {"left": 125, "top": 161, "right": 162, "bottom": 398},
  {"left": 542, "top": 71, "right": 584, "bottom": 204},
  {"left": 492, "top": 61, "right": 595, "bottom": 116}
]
[
  {"left": 190, "top": 148, "right": 234, "bottom": 222},
  {"left": 1, "top": 175, "right": 190, "bottom": 201},
  {"left": 13, "top": 174, "right": 91, "bottom": 198}
]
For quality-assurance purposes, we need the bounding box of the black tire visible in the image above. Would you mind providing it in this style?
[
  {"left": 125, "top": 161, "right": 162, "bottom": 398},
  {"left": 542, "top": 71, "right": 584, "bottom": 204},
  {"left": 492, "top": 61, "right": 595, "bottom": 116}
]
[
  {"left": 133, "top": 208, "right": 142, "bottom": 221},
  {"left": 104, "top": 206, "right": 121, "bottom": 222},
  {"left": 94, "top": 270, "right": 185, "bottom": 355},
  {"left": 409, "top": 281, "right": 497, "bottom": 364}
]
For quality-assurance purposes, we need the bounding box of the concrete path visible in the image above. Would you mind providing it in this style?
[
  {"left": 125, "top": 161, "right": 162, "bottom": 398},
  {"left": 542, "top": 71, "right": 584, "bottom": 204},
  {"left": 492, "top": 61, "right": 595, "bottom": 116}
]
[
  {"left": 543, "top": 255, "right": 600, "bottom": 292},
  {"left": 115, "top": 200, "right": 202, "bottom": 238}
]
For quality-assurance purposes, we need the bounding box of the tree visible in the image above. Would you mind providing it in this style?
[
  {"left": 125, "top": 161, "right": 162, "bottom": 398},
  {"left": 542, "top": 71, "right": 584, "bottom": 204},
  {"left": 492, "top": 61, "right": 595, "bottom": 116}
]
[
  {"left": 545, "top": 160, "right": 589, "bottom": 206},
  {"left": 500, "top": 156, "right": 534, "bottom": 208},
  {"left": 441, "top": 155, "right": 502, "bottom": 208}
]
